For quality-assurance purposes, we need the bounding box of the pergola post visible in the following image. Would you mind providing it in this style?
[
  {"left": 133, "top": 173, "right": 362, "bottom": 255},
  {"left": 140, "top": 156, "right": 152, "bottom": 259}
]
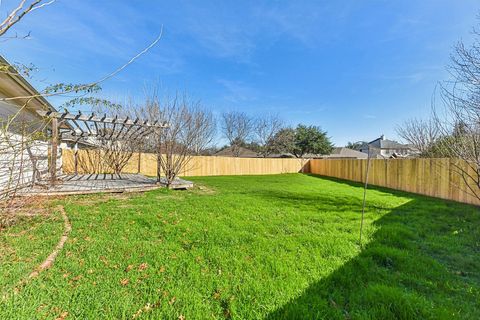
[
  {"left": 50, "top": 117, "right": 58, "bottom": 185},
  {"left": 74, "top": 142, "right": 78, "bottom": 175},
  {"left": 137, "top": 152, "right": 141, "bottom": 174}
]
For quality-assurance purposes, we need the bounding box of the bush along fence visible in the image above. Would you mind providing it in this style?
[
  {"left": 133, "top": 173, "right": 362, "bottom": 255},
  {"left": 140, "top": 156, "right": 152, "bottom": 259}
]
[{"left": 310, "top": 158, "right": 480, "bottom": 206}]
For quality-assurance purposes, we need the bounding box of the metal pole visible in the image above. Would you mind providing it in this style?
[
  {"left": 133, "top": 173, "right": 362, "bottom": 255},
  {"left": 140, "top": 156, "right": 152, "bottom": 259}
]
[
  {"left": 359, "top": 145, "right": 372, "bottom": 248},
  {"left": 156, "top": 129, "right": 162, "bottom": 184}
]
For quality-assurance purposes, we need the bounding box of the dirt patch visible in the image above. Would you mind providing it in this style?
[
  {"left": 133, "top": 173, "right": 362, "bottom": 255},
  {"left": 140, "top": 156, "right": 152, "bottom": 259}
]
[
  {"left": 192, "top": 184, "right": 217, "bottom": 195},
  {"left": 67, "top": 192, "right": 139, "bottom": 207},
  {"left": 0, "top": 197, "right": 53, "bottom": 229}
]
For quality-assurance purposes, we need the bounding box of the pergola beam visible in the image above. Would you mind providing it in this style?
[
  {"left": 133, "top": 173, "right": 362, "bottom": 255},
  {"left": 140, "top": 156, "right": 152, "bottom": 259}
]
[{"left": 37, "top": 110, "right": 169, "bottom": 128}]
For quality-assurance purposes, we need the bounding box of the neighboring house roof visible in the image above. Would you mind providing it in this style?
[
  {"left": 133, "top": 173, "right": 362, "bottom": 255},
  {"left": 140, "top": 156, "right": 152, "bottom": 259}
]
[
  {"left": 214, "top": 146, "right": 259, "bottom": 158},
  {"left": 321, "top": 147, "right": 368, "bottom": 159},
  {"left": 360, "top": 135, "right": 415, "bottom": 151},
  {"left": 377, "top": 139, "right": 409, "bottom": 149}
]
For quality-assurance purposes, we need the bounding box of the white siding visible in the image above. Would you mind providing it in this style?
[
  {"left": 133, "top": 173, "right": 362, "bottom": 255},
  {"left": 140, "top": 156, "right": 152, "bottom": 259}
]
[
  {"left": 0, "top": 133, "right": 51, "bottom": 194},
  {"left": 0, "top": 99, "right": 57, "bottom": 196}
]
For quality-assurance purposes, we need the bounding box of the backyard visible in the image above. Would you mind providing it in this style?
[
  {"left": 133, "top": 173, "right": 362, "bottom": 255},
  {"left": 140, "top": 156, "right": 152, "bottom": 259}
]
[{"left": 1, "top": 174, "right": 479, "bottom": 319}]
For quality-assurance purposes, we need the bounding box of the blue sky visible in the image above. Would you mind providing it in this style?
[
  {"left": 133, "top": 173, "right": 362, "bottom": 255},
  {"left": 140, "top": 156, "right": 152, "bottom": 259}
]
[{"left": 1, "top": 0, "right": 479, "bottom": 146}]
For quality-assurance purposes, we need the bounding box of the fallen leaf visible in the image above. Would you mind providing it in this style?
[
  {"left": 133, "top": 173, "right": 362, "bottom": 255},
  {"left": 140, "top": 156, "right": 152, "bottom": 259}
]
[
  {"left": 138, "top": 263, "right": 148, "bottom": 271},
  {"left": 99, "top": 256, "right": 109, "bottom": 266},
  {"left": 55, "top": 311, "right": 68, "bottom": 320},
  {"left": 178, "top": 315, "right": 185, "bottom": 320},
  {"left": 36, "top": 305, "right": 47, "bottom": 313},
  {"left": 125, "top": 264, "right": 134, "bottom": 272},
  {"left": 159, "top": 266, "right": 166, "bottom": 273},
  {"left": 120, "top": 278, "right": 129, "bottom": 286},
  {"left": 132, "top": 309, "right": 143, "bottom": 319},
  {"left": 168, "top": 296, "right": 176, "bottom": 305}
]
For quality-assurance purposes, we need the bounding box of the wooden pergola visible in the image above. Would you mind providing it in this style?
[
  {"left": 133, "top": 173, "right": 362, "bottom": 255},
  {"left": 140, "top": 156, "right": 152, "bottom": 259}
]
[{"left": 37, "top": 110, "right": 169, "bottom": 185}]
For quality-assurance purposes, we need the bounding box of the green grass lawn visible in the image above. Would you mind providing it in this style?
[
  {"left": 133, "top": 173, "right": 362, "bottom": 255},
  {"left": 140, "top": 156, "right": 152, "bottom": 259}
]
[{"left": 1, "top": 174, "right": 479, "bottom": 319}]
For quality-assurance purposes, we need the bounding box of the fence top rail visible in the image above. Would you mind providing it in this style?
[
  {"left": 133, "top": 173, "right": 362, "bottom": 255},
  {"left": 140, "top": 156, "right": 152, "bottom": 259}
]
[{"left": 313, "top": 157, "right": 456, "bottom": 161}]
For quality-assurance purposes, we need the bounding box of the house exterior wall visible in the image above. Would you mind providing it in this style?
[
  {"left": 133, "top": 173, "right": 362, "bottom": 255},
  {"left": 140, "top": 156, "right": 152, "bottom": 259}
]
[
  {"left": 0, "top": 132, "right": 50, "bottom": 194},
  {"left": 0, "top": 98, "right": 57, "bottom": 195}
]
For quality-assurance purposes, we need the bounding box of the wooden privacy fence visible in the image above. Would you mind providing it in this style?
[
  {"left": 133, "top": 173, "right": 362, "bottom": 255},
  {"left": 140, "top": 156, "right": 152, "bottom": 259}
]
[
  {"left": 310, "top": 158, "right": 480, "bottom": 206},
  {"left": 61, "top": 150, "right": 479, "bottom": 206},
  {"left": 62, "top": 149, "right": 309, "bottom": 177}
]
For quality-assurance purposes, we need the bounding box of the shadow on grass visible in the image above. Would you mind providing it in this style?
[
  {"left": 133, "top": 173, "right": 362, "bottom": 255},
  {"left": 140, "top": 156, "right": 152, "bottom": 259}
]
[{"left": 265, "top": 194, "right": 480, "bottom": 319}]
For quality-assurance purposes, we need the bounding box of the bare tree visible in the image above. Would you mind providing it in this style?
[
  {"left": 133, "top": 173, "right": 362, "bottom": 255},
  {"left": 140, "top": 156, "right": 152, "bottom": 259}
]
[
  {"left": 88, "top": 101, "right": 138, "bottom": 176},
  {"left": 221, "top": 111, "right": 253, "bottom": 157},
  {"left": 271, "top": 127, "right": 296, "bottom": 156},
  {"left": 254, "top": 114, "right": 284, "bottom": 157},
  {"left": 393, "top": 18, "right": 480, "bottom": 202},
  {"left": 190, "top": 108, "right": 216, "bottom": 155},
  {"left": 77, "top": 148, "right": 106, "bottom": 174},
  {"left": 0, "top": 0, "right": 56, "bottom": 38},
  {"left": 437, "top": 22, "right": 480, "bottom": 201},
  {"left": 396, "top": 118, "right": 439, "bottom": 156},
  {"left": 139, "top": 92, "right": 215, "bottom": 187}
]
